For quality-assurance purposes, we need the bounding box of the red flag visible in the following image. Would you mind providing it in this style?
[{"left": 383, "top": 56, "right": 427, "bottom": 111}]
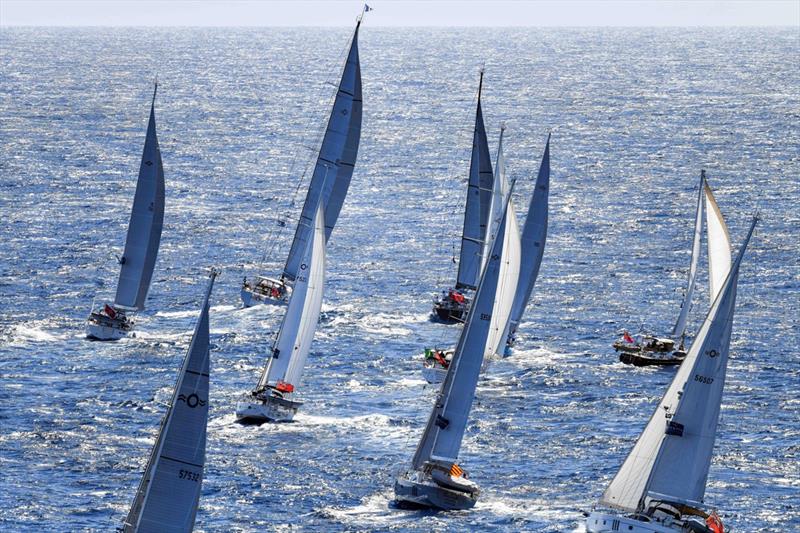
[
  {"left": 623, "top": 331, "right": 634, "bottom": 344},
  {"left": 104, "top": 304, "right": 117, "bottom": 319}
]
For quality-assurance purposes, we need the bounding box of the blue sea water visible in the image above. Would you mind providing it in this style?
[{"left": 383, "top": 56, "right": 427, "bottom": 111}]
[{"left": 1, "top": 26, "right": 798, "bottom": 532}]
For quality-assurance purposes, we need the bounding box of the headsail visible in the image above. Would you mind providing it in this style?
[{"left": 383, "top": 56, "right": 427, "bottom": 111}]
[
  {"left": 481, "top": 125, "right": 508, "bottom": 272},
  {"left": 704, "top": 177, "right": 732, "bottom": 304},
  {"left": 672, "top": 170, "right": 705, "bottom": 339},
  {"left": 258, "top": 201, "right": 325, "bottom": 391},
  {"left": 455, "top": 71, "right": 494, "bottom": 291},
  {"left": 412, "top": 193, "right": 511, "bottom": 469},
  {"left": 486, "top": 183, "right": 520, "bottom": 356},
  {"left": 283, "top": 21, "right": 362, "bottom": 282},
  {"left": 599, "top": 216, "right": 757, "bottom": 513},
  {"left": 123, "top": 270, "right": 216, "bottom": 532},
  {"left": 503, "top": 134, "right": 550, "bottom": 345},
  {"left": 115, "top": 83, "right": 165, "bottom": 311}
]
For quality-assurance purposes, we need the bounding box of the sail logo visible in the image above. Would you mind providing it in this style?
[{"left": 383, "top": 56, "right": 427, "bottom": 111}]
[
  {"left": 178, "top": 393, "right": 206, "bottom": 409},
  {"left": 300, "top": 263, "right": 308, "bottom": 270},
  {"left": 145, "top": 160, "right": 153, "bottom": 166},
  {"left": 707, "top": 349, "right": 719, "bottom": 358}
]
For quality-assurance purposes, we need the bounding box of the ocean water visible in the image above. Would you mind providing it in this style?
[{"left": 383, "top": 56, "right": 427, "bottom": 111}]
[{"left": 0, "top": 26, "right": 798, "bottom": 532}]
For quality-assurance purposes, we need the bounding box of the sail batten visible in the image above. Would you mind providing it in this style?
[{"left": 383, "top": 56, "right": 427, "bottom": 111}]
[
  {"left": 503, "top": 135, "right": 550, "bottom": 345},
  {"left": 283, "top": 24, "right": 361, "bottom": 282},
  {"left": 599, "top": 215, "right": 757, "bottom": 513},
  {"left": 115, "top": 85, "right": 165, "bottom": 311},
  {"left": 123, "top": 272, "right": 216, "bottom": 532},
  {"left": 672, "top": 170, "right": 706, "bottom": 338}
]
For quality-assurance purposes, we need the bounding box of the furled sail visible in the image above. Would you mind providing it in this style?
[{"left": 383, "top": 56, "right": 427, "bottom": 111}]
[
  {"left": 123, "top": 270, "right": 216, "bottom": 533},
  {"left": 115, "top": 84, "right": 165, "bottom": 311},
  {"left": 412, "top": 194, "right": 511, "bottom": 469},
  {"left": 502, "top": 134, "right": 550, "bottom": 345},
  {"left": 258, "top": 201, "right": 325, "bottom": 391},
  {"left": 455, "top": 71, "right": 494, "bottom": 291},
  {"left": 671, "top": 170, "right": 706, "bottom": 339},
  {"left": 704, "top": 178, "right": 732, "bottom": 304},
  {"left": 283, "top": 21, "right": 362, "bottom": 282},
  {"left": 599, "top": 216, "right": 757, "bottom": 513}
]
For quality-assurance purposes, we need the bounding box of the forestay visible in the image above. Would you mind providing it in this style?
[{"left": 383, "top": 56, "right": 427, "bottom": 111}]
[
  {"left": 123, "top": 271, "right": 216, "bottom": 533},
  {"left": 599, "top": 216, "right": 757, "bottom": 513},
  {"left": 672, "top": 170, "right": 706, "bottom": 339},
  {"left": 283, "top": 22, "right": 362, "bottom": 282},
  {"left": 115, "top": 84, "right": 165, "bottom": 311},
  {"left": 259, "top": 201, "right": 325, "bottom": 391},
  {"left": 502, "top": 134, "right": 550, "bottom": 345},
  {"left": 412, "top": 195, "right": 510, "bottom": 469},
  {"left": 455, "top": 71, "right": 493, "bottom": 291},
  {"left": 704, "top": 179, "right": 732, "bottom": 304}
]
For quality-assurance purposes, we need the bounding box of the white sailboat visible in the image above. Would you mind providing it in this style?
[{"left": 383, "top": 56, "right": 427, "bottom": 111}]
[
  {"left": 432, "top": 70, "right": 494, "bottom": 323},
  {"left": 241, "top": 14, "right": 363, "bottom": 307},
  {"left": 122, "top": 270, "right": 216, "bottom": 533},
  {"left": 587, "top": 215, "right": 758, "bottom": 533},
  {"left": 396, "top": 194, "right": 516, "bottom": 510},
  {"left": 87, "top": 83, "right": 165, "bottom": 341},
  {"left": 236, "top": 200, "right": 326, "bottom": 424},
  {"left": 501, "top": 133, "right": 550, "bottom": 349},
  {"left": 616, "top": 170, "right": 731, "bottom": 366}
]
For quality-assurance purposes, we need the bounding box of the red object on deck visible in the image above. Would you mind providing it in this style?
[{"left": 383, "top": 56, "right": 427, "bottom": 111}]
[
  {"left": 104, "top": 304, "right": 117, "bottom": 319},
  {"left": 706, "top": 513, "right": 724, "bottom": 533},
  {"left": 450, "top": 291, "right": 465, "bottom": 304},
  {"left": 623, "top": 331, "right": 634, "bottom": 343},
  {"left": 433, "top": 351, "right": 449, "bottom": 369},
  {"left": 271, "top": 287, "right": 280, "bottom": 298},
  {"left": 276, "top": 381, "right": 294, "bottom": 393}
]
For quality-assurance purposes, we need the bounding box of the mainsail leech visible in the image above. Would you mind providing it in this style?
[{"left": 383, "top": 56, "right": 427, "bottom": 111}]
[{"left": 115, "top": 83, "right": 165, "bottom": 311}]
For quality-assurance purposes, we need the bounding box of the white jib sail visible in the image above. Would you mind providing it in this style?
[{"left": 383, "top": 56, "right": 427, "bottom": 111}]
[
  {"left": 672, "top": 170, "right": 706, "bottom": 339},
  {"left": 599, "top": 216, "right": 757, "bottom": 513},
  {"left": 123, "top": 271, "right": 215, "bottom": 533},
  {"left": 486, "top": 192, "right": 520, "bottom": 356},
  {"left": 259, "top": 200, "right": 325, "bottom": 391},
  {"left": 704, "top": 179, "right": 732, "bottom": 304},
  {"left": 115, "top": 84, "right": 165, "bottom": 311}
]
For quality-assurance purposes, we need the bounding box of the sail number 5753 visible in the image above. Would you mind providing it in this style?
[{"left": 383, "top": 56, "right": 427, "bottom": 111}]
[
  {"left": 694, "top": 374, "right": 714, "bottom": 385},
  {"left": 179, "top": 469, "right": 200, "bottom": 482}
]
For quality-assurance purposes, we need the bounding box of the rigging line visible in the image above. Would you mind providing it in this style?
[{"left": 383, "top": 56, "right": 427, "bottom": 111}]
[{"left": 257, "top": 28, "right": 355, "bottom": 270}]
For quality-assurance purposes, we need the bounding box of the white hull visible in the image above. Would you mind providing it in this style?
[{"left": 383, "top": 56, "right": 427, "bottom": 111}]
[
  {"left": 586, "top": 511, "right": 697, "bottom": 533},
  {"left": 422, "top": 364, "right": 446, "bottom": 384},
  {"left": 394, "top": 473, "right": 478, "bottom": 510},
  {"left": 240, "top": 287, "right": 288, "bottom": 308},
  {"left": 86, "top": 322, "right": 129, "bottom": 341},
  {"left": 235, "top": 396, "right": 300, "bottom": 424}
]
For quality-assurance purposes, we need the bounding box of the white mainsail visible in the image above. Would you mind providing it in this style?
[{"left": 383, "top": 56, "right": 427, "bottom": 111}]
[
  {"left": 412, "top": 194, "right": 511, "bottom": 469},
  {"left": 455, "top": 71, "right": 494, "bottom": 291},
  {"left": 258, "top": 201, "right": 325, "bottom": 391},
  {"left": 115, "top": 84, "right": 165, "bottom": 311},
  {"left": 704, "top": 178, "right": 732, "bottom": 304},
  {"left": 671, "top": 170, "right": 706, "bottom": 339},
  {"left": 599, "top": 216, "right": 757, "bottom": 513},
  {"left": 502, "top": 134, "right": 550, "bottom": 346},
  {"left": 283, "top": 21, "right": 362, "bottom": 282},
  {"left": 123, "top": 271, "right": 216, "bottom": 533}
]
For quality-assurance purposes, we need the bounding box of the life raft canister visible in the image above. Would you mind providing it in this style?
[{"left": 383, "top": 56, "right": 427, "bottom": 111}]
[{"left": 706, "top": 512, "right": 724, "bottom": 533}]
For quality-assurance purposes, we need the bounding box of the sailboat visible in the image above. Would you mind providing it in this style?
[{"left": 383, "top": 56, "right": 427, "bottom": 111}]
[
  {"left": 396, "top": 193, "right": 516, "bottom": 510},
  {"left": 423, "top": 129, "right": 521, "bottom": 383},
  {"left": 501, "top": 134, "right": 550, "bottom": 349},
  {"left": 86, "top": 83, "right": 165, "bottom": 341},
  {"left": 432, "top": 71, "right": 494, "bottom": 323},
  {"left": 241, "top": 14, "right": 363, "bottom": 307},
  {"left": 121, "top": 270, "right": 216, "bottom": 533},
  {"left": 615, "top": 170, "right": 731, "bottom": 366},
  {"left": 586, "top": 214, "right": 758, "bottom": 533},
  {"left": 236, "top": 200, "right": 325, "bottom": 424}
]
